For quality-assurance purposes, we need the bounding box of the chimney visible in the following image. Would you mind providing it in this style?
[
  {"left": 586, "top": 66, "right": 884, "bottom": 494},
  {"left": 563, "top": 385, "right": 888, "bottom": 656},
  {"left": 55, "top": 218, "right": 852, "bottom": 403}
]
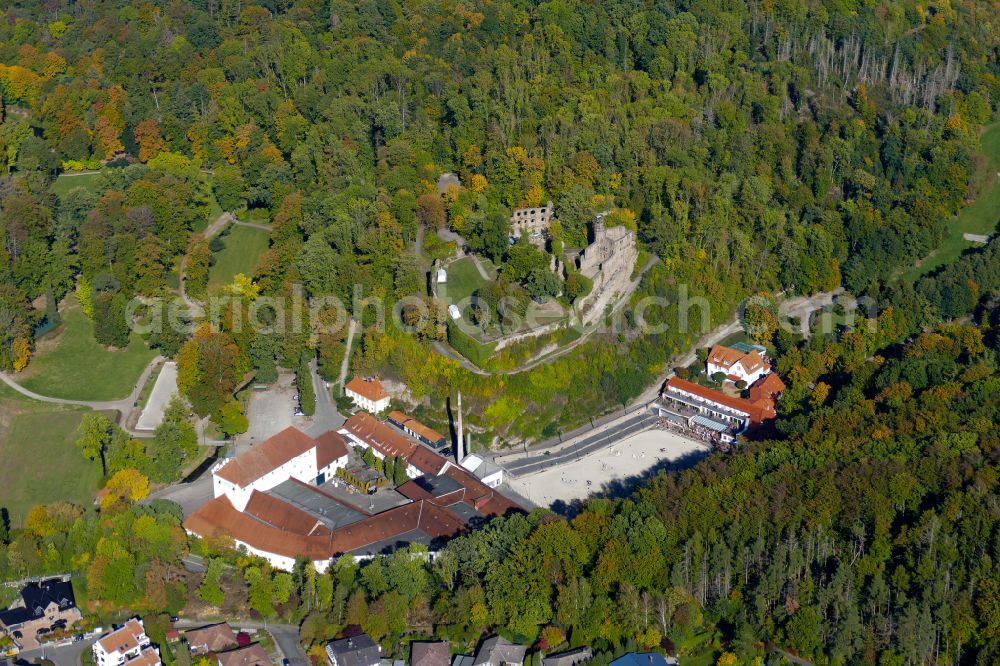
[{"left": 456, "top": 392, "right": 464, "bottom": 463}]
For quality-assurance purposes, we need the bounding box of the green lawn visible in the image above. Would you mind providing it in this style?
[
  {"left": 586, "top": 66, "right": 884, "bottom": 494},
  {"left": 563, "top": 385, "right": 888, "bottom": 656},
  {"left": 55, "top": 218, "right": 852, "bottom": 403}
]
[
  {"left": 19, "top": 298, "right": 156, "bottom": 401},
  {"left": 208, "top": 224, "right": 271, "bottom": 291},
  {"left": 0, "top": 384, "right": 104, "bottom": 526},
  {"left": 440, "top": 256, "right": 489, "bottom": 305},
  {"left": 51, "top": 172, "right": 102, "bottom": 200},
  {"left": 899, "top": 122, "right": 1000, "bottom": 282}
]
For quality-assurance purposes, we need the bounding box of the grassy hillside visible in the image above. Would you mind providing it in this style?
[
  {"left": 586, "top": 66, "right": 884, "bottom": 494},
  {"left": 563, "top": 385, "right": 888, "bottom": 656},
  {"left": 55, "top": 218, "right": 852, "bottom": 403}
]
[
  {"left": 0, "top": 384, "right": 104, "bottom": 526},
  {"left": 208, "top": 225, "right": 270, "bottom": 292},
  {"left": 19, "top": 298, "right": 156, "bottom": 401},
  {"left": 900, "top": 122, "right": 1000, "bottom": 281}
]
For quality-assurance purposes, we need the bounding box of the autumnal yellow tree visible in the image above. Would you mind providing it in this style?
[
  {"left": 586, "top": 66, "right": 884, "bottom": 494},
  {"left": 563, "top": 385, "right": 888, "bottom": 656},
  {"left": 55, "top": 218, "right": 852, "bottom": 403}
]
[
  {"left": 94, "top": 85, "right": 127, "bottom": 158},
  {"left": 743, "top": 296, "right": 779, "bottom": 344},
  {"left": 101, "top": 468, "right": 150, "bottom": 509},
  {"left": 716, "top": 653, "right": 738, "bottom": 666},
  {"left": 811, "top": 381, "right": 831, "bottom": 408},
  {"left": 470, "top": 173, "right": 488, "bottom": 193},
  {"left": 11, "top": 336, "right": 31, "bottom": 372},
  {"left": 225, "top": 273, "right": 261, "bottom": 301}
]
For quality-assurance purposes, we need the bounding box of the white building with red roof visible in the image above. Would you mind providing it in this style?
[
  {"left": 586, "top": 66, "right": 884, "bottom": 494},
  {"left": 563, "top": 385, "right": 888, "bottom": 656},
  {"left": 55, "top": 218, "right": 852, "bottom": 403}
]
[
  {"left": 339, "top": 412, "right": 453, "bottom": 479},
  {"left": 658, "top": 375, "right": 784, "bottom": 444},
  {"left": 344, "top": 377, "right": 391, "bottom": 413},
  {"left": 93, "top": 619, "right": 161, "bottom": 666},
  {"left": 186, "top": 423, "right": 521, "bottom": 572},
  {"left": 706, "top": 344, "right": 771, "bottom": 385},
  {"left": 212, "top": 427, "right": 348, "bottom": 511}
]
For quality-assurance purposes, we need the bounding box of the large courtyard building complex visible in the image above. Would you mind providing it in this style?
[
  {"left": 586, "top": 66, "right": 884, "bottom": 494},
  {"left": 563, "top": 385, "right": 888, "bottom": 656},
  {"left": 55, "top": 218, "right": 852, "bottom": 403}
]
[{"left": 185, "top": 421, "right": 520, "bottom": 571}]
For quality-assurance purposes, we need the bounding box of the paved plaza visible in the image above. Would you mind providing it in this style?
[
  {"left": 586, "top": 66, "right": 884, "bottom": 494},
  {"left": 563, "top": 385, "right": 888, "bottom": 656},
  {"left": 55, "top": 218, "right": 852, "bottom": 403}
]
[{"left": 509, "top": 428, "right": 709, "bottom": 507}]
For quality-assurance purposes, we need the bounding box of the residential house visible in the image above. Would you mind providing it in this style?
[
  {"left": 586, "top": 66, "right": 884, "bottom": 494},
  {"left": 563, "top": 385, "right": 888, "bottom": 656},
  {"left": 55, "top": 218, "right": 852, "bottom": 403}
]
[
  {"left": 473, "top": 637, "right": 526, "bottom": 666},
  {"left": 326, "top": 633, "right": 381, "bottom": 666},
  {"left": 215, "top": 644, "right": 271, "bottom": 666},
  {"left": 0, "top": 579, "right": 81, "bottom": 646},
  {"left": 93, "top": 619, "right": 161, "bottom": 666},
  {"left": 344, "top": 377, "right": 391, "bottom": 414},
  {"left": 185, "top": 623, "right": 237, "bottom": 656},
  {"left": 542, "top": 648, "right": 592, "bottom": 666},
  {"left": 706, "top": 344, "right": 770, "bottom": 386},
  {"left": 410, "top": 642, "right": 450, "bottom": 666},
  {"left": 610, "top": 653, "right": 676, "bottom": 666}
]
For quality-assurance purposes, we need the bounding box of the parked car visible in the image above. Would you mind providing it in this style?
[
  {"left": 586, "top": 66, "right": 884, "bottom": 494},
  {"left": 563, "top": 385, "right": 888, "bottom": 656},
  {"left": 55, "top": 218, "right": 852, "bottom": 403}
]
[{"left": 294, "top": 408, "right": 305, "bottom": 416}]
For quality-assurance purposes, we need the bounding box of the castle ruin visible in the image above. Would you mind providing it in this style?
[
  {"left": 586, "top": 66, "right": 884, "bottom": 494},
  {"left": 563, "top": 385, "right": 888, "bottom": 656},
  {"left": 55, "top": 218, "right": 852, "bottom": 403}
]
[{"left": 576, "top": 212, "right": 638, "bottom": 291}]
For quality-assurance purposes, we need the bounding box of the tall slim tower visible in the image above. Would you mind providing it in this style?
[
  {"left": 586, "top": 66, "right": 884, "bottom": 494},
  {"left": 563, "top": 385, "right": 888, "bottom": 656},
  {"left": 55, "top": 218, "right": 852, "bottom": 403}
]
[{"left": 456, "top": 392, "right": 464, "bottom": 463}]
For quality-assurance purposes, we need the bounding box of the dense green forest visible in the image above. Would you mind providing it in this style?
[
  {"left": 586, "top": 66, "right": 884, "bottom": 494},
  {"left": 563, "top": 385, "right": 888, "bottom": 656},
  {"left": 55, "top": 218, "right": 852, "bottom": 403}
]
[
  {"left": 0, "top": 0, "right": 998, "bottom": 441},
  {"left": 1, "top": 1, "right": 1000, "bottom": 661},
  {"left": 2, "top": 237, "right": 999, "bottom": 663}
]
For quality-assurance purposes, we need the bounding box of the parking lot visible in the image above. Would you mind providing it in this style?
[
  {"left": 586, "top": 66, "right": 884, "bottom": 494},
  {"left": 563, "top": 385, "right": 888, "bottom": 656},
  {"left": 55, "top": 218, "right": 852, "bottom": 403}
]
[{"left": 244, "top": 372, "right": 307, "bottom": 444}]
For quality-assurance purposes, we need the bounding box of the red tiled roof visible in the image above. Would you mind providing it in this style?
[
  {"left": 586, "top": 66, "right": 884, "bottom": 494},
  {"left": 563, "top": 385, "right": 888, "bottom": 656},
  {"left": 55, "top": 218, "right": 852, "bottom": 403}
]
[
  {"left": 243, "top": 490, "right": 332, "bottom": 537},
  {"left": 663, "top": 377, "right": 773, "bottom": 423},
  {"left": 214, "top": 427, "right": 317, "bottom": 488},
  {"left": 98, "top": 619, "right": 146, "bottom": 655},
  {"left": 315, "top": 431, "right": 349, "bottom": 469},
  {"left": 709, "top": 345, "right": 768, "bottom": 376},
  {"left": 216, "top": 644, "right": 270, "bottom": 666},
  {"left": 184, "top": 495, "right": 468, "bottom": 561},
  {"left": 345, "top": 377, "right": 389, "bottom": 402},
  {"left": 342, "top": 412, "right": 417, "bottom": 459},
  {"left": 129, "top": 649, "right": 161, "bottom": 666},
  {"left": 749, "top": 372, "right": 786, "bottom": 403},
  {"left": 391, "top": 412, "right": 446, "bottom": 445},
  {"left": 707, "top": 345, "right": 745, "bottom": 370},
  {"left": 738, "top": 350, "right": 766, "bottom": 374},
  {"left": 407, "top": 446, "right": 450, "bottom": 476},
  {"left": 443, "top": 466, "right": 520, "bottom": 517}
]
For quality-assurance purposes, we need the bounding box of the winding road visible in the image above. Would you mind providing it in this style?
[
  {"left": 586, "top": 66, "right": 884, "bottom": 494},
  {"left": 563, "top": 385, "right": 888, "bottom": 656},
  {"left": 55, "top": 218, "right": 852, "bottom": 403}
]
[
  {"left": 433, "top": 254, "right": 660, "bottom": 376},
  {"left": 0, "top": 355, "right": 165, "bottom": 416},
  {"left": 178, "top": 212, "right": 271, "bottom": 312}
]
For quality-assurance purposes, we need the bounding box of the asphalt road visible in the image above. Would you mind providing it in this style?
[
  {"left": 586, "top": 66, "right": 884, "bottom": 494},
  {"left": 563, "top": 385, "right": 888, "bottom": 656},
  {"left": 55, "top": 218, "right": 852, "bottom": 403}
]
[
  {"left": 305, "top": 359, "right": 345, "bottom": 438},
  {"left": 15, "top": 636, "right": 96, "bottom": 666},
  {"left": 503, "top": 412, "right": 658, "bottom": 477},
  {"left": 146, "top": 470, "right": 214, "bottom": 517}
]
